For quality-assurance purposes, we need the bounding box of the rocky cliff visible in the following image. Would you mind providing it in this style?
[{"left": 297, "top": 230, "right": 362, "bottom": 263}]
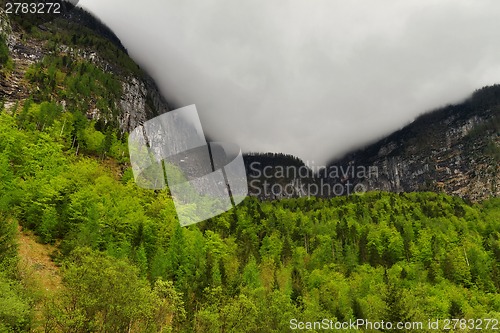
[
  {"left": 245, "top": 86, "right": 499, "bottom": 202},
  {"left": 0, "top": 5, "right": 169, "bottom": 132},
  {"left": 324, "top": 85, "right": 500, "bottom": 201}
]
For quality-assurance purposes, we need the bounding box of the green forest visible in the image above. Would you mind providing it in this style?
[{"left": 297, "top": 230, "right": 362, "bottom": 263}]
[
  {"left": 1, "top": 11, "right": 500, "bottom": 333},
  {"left": 0, "top": 99, "right": 499, "bottom": 332}
]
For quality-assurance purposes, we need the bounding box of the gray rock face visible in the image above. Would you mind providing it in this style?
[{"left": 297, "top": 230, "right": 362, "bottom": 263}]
[
  {"left": 0, "top": 8, "right": 169, "bottom": 130},
  {"left": 245, "top": 88, "right": 499, "bottom": 202},
  {"left": 85, "top": 60, "right": 170, "bottom": 132},
  {"left": 119, "top": 77, "right": 149, "bottom": 131},
  {"left": 325, "top": 88, "right": 500, "bottom": 201},
  {"left": 0, "top": 10, "right": 10, "bottom": 35}
]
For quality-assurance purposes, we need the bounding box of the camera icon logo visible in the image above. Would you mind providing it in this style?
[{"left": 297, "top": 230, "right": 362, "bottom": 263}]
[{"left": 128, "top": 105, "right": 248, "bottom": 226}]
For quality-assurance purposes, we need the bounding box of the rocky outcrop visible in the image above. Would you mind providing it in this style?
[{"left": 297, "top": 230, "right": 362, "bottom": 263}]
[
  {"left": 245, "top": 87, "right": 499, "bottom": 202},
  {"left": 0, "top": 7, "right": 169, "bottom": 131},
  {"left": 117, "top": 74, "right": 169, "bottom": 131},
  {"left": 1, "top": 9, "right": 42, "bottom": 107},
  {"left": 324, "top": 86, "right": 500, "bottom": 201}
]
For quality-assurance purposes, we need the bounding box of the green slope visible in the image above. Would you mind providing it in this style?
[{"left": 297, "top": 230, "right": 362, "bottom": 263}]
[
  {"left": 0, "top": 104, "right": 499, "bottom": 332},
  {"left": 0, "top": 6, "right": 499, "bottom": 333}
]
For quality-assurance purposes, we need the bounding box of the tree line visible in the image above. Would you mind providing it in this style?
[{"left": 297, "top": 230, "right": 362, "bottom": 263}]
[{"left": 0, "top": 103, "right": 499, "bottom": 332}]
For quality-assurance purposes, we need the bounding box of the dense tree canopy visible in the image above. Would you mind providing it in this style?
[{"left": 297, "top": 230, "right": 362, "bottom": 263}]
[
  {"left": 0, "top": 102, "right": 499, "bottom": 332},
  {"left": 1, "top": 9, "right": 499, "bottom": 330}
]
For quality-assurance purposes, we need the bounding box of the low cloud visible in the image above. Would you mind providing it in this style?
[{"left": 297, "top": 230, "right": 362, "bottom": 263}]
[{"left": 80, "top": 0, "right": 500, "bottom": 165}]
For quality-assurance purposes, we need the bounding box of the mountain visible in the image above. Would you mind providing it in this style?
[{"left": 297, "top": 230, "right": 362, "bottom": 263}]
[
  {"left": 246, "top": 86, "right": 499, "bottom": 201},
  {"left": 1, "top": 3, "right": 498, "bottom": 204},
  {"left": 1, "top": 5, "right": 500, "bottom": 332},
  {"left": 0, "top": 4, "right": 169, "bottom": 132},
  {"left": 324, "top": 86, "right": 500, "bottom": 201},
  {"left": 243, "top": 152, "right": 320, "bottom": 200}
]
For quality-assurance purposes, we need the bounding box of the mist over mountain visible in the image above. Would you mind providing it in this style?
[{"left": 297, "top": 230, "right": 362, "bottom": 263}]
[
  {"left": 1, "top": 4, "right": 499, "bottom": 333},
  {"left": 246, "top": 86, "right": 499, "bottom": 201},
  {"left": 324, "top": 85, "right": 499, "bottom": 201},
  {"left": 2, "top": 1, "right": 498, "bottom": 203},
  {"left": 80, "top": 0, "right": 500, "bottom": 165}
]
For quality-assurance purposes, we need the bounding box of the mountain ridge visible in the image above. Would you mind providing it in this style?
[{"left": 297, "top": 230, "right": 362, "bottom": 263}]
[
  {"left": 1, "top": 5, "right": 497, "bottom": 202},
  {"left": 325, "top": 85, "right": 500, "bottom": 201},
  {"left": 0, "top": 4, "right": 170, "bottom": 132},
  {"left": 246, "top": 85, "right": 499, "bottom": 201}
]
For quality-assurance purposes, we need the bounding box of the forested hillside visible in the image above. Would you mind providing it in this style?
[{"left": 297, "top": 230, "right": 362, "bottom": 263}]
[
  {"left": 1, "top": 6, "right": 500, "bottom": 333},
  {"left": 0, "top": 103, "right": 499, "bottom": 331}
]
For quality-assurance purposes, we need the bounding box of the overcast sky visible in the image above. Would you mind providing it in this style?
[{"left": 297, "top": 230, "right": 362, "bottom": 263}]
[{"left": 80, "top": 0, "right": 500, "bottom": 165}]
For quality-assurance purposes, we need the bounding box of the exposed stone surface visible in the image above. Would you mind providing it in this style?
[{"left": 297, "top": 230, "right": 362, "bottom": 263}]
[
  {"left": 246, "top": 88, "right": 499, "bottom": 202},
  {"left": 0, "top": 8, "right": 169, "bottom": 131},
  {"left": 325, "top": 88, "right": 499, "bottom": 201}
]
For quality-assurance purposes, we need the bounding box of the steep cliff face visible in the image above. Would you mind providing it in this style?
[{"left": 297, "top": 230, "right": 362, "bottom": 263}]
[
  {"left": 243, "top": 153, "right": 317, "bottom": 200},
  {"left": 0, "top": 6, "right": 169, "bottom": 131},
  {"left": 2, "top": 8, "right": 497, "bottom": 202},
  {"left": 245, "top": 87, "right": 499, "bottom": 201},
  {"left": 325, "top": 85, "right": 500, "bottom": 201}
]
